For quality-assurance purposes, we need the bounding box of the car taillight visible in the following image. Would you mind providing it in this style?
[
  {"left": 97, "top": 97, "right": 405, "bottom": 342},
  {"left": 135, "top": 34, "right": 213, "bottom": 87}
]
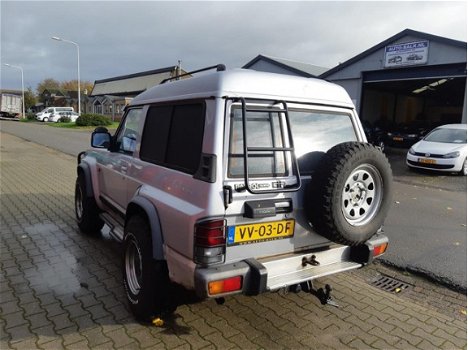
[
  {"left": 194, "top": 219, "right": 226, "bottom": 265},
  {"left": 208, "top": 276, "right": 243, "bottom": 295},
  {"left": 373, "top": 243, "right": 388, "bottom": 257}
]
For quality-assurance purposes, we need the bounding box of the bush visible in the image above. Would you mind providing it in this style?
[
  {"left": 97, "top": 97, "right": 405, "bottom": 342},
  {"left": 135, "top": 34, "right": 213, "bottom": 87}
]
[
  {"left": 58, "top": 116, "right": 71, "bottom": 123},
  {"left": 76, "top": 113, "right": 112, "bottom": 126},
  {"left": 26, "top": 112, "right": 36, "bottom": 120}
]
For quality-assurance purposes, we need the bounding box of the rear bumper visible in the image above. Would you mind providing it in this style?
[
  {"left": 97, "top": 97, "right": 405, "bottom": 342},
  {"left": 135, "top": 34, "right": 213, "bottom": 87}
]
[{"left": 194, "top": 233, "right": 388, "bottom": 298}]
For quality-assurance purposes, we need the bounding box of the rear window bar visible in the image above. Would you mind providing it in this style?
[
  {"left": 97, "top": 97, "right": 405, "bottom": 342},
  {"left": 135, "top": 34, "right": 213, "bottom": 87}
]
[{"left": 234, "top": 98, "right": 301, "bottom": 194}]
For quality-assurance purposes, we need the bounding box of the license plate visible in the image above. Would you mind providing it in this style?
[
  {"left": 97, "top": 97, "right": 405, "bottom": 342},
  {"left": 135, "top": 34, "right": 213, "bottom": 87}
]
[
  {"left": 418, "top": 158, "right": 436, "bottom": 164},
  {"left": 227, "top": 219, "right": 295, "bottom": 246},
  {"left": 393, "top": 137, "right": 404, "bottom": 141}
]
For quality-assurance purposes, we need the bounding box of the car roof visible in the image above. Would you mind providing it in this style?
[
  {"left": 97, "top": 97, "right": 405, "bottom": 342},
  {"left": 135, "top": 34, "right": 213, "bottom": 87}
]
[
  {"left": 436, "top": 124, "right": 467, "bottom": 130},
  {"left": 130, "top": 68, "right": 355, "bottom": 108}
]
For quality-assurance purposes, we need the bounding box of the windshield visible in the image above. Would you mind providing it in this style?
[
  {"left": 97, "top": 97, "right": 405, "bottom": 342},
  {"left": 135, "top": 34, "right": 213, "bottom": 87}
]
[{"left": 424, "top": 128, "right": 467, "bottom": 144}]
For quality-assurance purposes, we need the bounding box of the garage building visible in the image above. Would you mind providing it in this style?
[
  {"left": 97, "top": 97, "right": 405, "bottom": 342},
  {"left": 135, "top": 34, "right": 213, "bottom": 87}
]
[{"left": 320, "top": 29, "right": 467, "bottom": 129}]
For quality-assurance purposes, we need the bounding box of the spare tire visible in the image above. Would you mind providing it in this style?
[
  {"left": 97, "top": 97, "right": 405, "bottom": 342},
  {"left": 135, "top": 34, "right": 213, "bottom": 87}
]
[{"left": 308, "top": 142, "right": 393, "bottom": 246}]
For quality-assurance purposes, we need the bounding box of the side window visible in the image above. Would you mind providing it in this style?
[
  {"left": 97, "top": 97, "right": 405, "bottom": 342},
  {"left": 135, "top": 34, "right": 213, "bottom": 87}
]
[
  {"left": 115, "top": 108, "right": 143, "bottom": 154},
  {"left": 166, "top": 104, "right": 205, "bottom": 172},
  {"left": 140, "top": 105, "right": 172, "bottom": 164},
  {"left": 140, "top": 103, "right": 205, "bottom": 174}
]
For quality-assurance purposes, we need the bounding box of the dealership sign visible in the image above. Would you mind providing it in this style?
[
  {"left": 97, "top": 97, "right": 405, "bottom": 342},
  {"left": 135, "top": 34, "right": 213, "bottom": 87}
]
[{"left": 384, "top": 40, "right": 429, "bottom": 68}]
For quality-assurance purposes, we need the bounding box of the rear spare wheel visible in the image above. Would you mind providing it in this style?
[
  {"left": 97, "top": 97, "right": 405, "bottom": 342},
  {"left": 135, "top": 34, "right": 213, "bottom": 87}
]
[{"left": 308, "top": 142, "right": 393, "bottom": 245}]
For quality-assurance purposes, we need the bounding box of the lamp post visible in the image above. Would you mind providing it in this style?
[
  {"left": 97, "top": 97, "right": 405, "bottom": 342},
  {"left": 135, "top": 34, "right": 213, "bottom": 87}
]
[
  {"left": 52, "top": 36, "right": 81, "bottom": 115},
  {"left": 4, "top": 63, "right": 25, "bottom": 118}
]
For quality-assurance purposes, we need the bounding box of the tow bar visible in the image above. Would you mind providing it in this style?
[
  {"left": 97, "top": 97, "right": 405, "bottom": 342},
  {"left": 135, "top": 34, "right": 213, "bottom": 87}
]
[{"left": 291, "top": 281, "right": 340, "bottom": 308}]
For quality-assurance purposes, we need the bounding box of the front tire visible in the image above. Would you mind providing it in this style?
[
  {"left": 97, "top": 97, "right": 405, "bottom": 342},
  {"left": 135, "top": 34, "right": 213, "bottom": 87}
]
[
  {"left": 460, "top": 158, "right": 467, "bottom": 176},
  {"left": 123, "top": 215, "right": 174, "bottom": 322},
  {"left": 308, "top": 142, "right": 393, "bottom": 245},
  {"left": 75, "top": 173, "right": 104, "bottom": 234}
]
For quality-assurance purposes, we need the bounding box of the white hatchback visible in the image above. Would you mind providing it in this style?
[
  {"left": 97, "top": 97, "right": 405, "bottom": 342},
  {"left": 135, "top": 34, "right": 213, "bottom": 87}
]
[
  {"left": 49, "top": 111, "right": 80, "bottom": 123},
  {"left": 407, "top": 124, "right": 467, "bottom": 175}
]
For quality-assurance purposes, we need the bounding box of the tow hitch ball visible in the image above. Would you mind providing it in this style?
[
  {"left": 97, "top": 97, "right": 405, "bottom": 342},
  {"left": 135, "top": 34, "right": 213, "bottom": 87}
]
[{"left": 302, "top": 255, "right": 320, "bottom": 267}]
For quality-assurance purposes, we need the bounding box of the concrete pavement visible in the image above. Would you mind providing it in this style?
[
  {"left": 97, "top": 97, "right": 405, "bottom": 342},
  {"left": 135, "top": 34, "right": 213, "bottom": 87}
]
[{"left": 1, "top": 132, "right": 467, "bottom": 349}]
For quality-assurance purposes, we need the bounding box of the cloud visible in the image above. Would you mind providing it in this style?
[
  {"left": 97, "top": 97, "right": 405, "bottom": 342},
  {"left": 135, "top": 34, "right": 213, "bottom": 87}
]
[{"left": 1, "top": 1, "right": 466, "bottom": 91}]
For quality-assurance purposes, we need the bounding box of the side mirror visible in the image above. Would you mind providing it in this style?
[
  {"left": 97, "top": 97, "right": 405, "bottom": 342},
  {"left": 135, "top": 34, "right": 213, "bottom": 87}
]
[{"left": 91, "top": 127, "right": 111, "bottom": 148}]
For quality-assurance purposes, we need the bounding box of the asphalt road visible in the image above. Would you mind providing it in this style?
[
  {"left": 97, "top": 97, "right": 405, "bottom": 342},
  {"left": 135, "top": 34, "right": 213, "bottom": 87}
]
[
  {"left": 1, "top": 119, "right": 467, "bottom": 291},
  {"left": 383, "top": 182, "right": 467, "bottom": 290},
  {"left": 0, "top": 120, "right": 94, "bottom": 157}
]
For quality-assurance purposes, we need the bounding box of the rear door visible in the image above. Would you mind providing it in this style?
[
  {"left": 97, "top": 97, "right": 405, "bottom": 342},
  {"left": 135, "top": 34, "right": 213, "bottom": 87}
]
[{"left": 223, "top": 100, "right": 360, "bottom": 263}]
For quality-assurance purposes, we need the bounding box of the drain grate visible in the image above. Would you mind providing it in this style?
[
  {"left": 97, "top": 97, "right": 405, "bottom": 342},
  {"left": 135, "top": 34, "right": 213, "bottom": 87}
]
[{"left": 371, "top": 275, "right": 412, "bottom": 293}]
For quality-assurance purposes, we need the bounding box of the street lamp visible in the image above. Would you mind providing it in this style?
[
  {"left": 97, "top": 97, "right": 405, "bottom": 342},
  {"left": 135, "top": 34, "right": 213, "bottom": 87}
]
[
  {"left": 4, "top": 63, "right": 25, "bottom": 118},
  {"left": 52, "top": 36, "right": 81, "bottom": 115}
]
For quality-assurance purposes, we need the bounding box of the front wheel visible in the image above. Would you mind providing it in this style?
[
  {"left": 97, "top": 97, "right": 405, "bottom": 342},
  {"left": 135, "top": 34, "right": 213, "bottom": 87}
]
[
  {"left": 75, "top": 173, "right": 103, "bottom": 234},
  {"left": 123, "top": 215, "right": 174, "bottom": 321},
  {"left": 460, "top": 158, "right": 467, "bottom": 176},
  {"left": 308, "top": 142, "right": 393, "bottom": 246}
]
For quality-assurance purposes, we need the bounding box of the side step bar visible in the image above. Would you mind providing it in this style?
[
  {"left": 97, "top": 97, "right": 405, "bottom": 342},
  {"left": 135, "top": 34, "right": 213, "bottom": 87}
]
[{"left": 100, "top": 212, "right": 124, "bottom": 242}]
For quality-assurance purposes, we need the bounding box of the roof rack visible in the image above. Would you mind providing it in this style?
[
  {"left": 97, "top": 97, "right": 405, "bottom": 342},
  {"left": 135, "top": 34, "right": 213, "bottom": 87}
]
[{"left": 160, "top": 64, "right": 226, "bottom": 84}]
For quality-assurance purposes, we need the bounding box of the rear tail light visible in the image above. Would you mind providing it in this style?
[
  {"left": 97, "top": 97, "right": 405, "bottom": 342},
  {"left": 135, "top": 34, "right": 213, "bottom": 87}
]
[
  {"left": 373, "top": 243, "right": 388, "bottom": 257},
  {"left": 194, "top": 219, "right": 226, "bottom": 265},
  {"left": 208, "top": 276, "right": 243, "bottom": 295}
]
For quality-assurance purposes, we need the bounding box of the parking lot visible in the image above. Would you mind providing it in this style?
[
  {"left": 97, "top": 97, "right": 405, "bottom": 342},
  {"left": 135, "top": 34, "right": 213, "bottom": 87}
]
[{"left": 1, "top": 131, "right": 467, "bottom": 349}]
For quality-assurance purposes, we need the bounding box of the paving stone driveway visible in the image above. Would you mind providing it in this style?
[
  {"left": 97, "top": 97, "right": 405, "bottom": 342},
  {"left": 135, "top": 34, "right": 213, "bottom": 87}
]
[{"left": 1, "top": 132, "right": 466, "bottom": 350}]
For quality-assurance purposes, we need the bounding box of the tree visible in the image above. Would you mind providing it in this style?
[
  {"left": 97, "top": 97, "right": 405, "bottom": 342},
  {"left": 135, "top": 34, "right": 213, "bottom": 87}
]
[
  {"left": 24, "top": 87, "right": 37, "bottom": 111},
  {"left": 61, "top": 80, "right": 94, "bottom": 95},
  {"left": 36, "top": 78, "right": 61, "bottom": 95}
]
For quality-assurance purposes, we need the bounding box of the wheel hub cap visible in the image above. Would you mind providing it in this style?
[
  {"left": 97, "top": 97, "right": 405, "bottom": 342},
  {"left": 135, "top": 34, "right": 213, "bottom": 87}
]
[
  {"left": 125, "top": 238, "right": 142, "bottom": 296},
  {"left": 342, "top": 164, "right": 383, "bottom": 226}
]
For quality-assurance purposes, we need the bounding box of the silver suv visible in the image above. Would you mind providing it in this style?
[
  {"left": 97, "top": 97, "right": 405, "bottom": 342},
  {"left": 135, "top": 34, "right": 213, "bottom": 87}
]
[{"left": 75, "top": 65, "right": 392, "bottom": 321}]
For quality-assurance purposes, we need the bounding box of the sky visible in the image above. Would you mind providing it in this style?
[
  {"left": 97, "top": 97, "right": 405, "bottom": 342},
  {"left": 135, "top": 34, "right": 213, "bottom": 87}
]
[{"left": 1, "top": 1, "right": 466, "bottom": 93}]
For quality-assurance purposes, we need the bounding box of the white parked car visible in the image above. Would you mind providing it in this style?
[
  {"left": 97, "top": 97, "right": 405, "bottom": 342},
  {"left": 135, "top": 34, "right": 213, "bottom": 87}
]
[
  {"left": 49, "top": 111, "right": 80, "bottom": 123},
  {"left": 407, "top": 124, "right": 467, "bottom": 175},
  {"left": 36, "top": 106, "right": 74, "bottom": 122}
]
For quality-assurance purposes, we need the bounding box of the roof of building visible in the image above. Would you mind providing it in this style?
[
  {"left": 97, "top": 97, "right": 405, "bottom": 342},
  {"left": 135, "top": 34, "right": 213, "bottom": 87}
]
[
  {"left": 92, "top": 95, "right": 133, "bottom": 103},
  {"left": 90, "top": 66, "right": 183, "bottom": 97},
  {"left": 321, "top": 28, "right": 467, "bottom": 78},
  {"left": 0, "top": 89, "right": 22, "bottom": 96},
  {"left": 131, "top": 68, "right": 354, "bottom": 108},
  {"left": 243, "top": 54, "right": 329, "bottom": 78}
]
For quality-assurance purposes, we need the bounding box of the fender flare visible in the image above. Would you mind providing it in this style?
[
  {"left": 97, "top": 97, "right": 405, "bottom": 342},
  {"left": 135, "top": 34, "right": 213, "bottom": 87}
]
[
  {"left": 77, "top": 163, "right": 94, "bottom": 198},
  {"left": 127, "top": 196, "right": 165, "bottom": 260}
]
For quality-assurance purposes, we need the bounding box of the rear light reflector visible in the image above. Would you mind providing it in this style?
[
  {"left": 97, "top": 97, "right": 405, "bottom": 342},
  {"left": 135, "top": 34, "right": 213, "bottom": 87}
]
[
  {"left": 208, "top": 276, "right": 243, "bottom": 295},
  {"left": 373, "top": 243, "right": 388, "bottom": 256}
]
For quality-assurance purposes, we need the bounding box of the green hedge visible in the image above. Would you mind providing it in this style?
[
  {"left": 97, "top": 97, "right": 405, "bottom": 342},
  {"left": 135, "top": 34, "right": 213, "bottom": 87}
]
[
  {"left": 26, "top": 112, "right": 36, "bottom": 120},
  {"left": 76, "top": 114, "right": 112, "bottom": 126},
  {"left": 58, "top": 116, "right": 71, "bottom": 123}
]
